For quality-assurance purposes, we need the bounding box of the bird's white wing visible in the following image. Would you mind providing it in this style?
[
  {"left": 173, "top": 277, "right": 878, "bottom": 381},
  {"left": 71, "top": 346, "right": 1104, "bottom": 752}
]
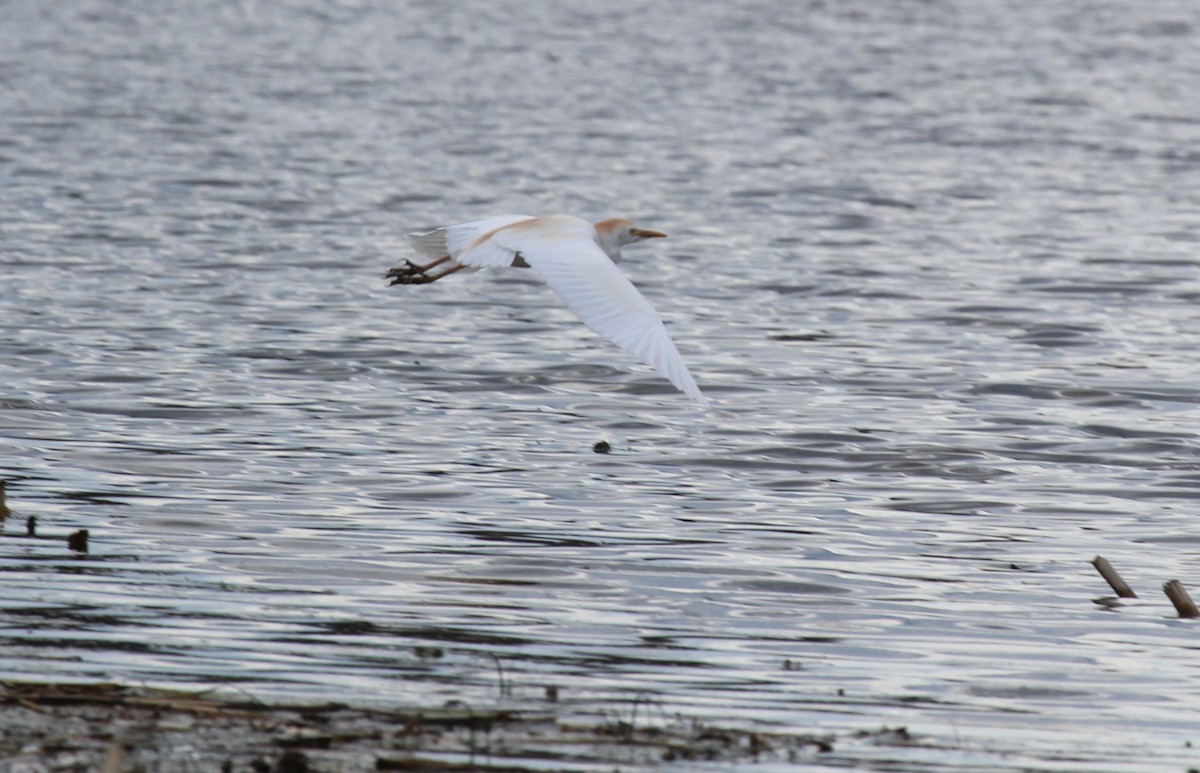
[
  {"left": 407, "top": 215, "right": 536, "bottom": 265},
  {"left": 489, "top": 218, "right": 707, "bottom": 404},
  {"left": 444, "top": 215, "right": 537, "bottom": 267}
]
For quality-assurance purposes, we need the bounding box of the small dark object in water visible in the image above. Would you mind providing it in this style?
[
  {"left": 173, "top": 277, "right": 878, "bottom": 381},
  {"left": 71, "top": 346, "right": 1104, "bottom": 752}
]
[
  {"left": 26, "top": 515, "right": 36, "bottom": 537},
  {"left": 1164, "top": 580, "right": 1200, "bottom": 619},
  {"left": 68, "top": 529, "right": 89, "bottom": 553},
  {"left": 1091, "top": 555, "right": 1137, "bottom": 598},
  {"left": 545, "top": 685, "right": 558, "bottom": 702},
  {"left": 273, "top": 750, "right": 310, "bottom": 773},
  {"left": 0, "top": 479, "right": 8, "bottom": 518},
  {"left": 592, "top": 440, "right": 611, "bottom": 454}
]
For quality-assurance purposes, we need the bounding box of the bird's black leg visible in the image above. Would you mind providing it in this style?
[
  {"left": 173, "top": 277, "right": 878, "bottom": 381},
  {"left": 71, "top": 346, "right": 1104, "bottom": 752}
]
[
  {"left": 386, "top": 255, "right": 451, "bottom": 285},
  {"left": 415, "top": 263, "right": 467, "bottom": 283}
]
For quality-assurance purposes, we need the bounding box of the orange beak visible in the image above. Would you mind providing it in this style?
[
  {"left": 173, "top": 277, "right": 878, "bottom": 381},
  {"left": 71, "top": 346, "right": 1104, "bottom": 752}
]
[{"left": 631, "top": 228, "right": 667, "bottom": 239}]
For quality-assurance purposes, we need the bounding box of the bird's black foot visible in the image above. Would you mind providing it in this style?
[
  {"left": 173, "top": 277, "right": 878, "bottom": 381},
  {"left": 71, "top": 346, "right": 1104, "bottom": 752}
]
[{"left": 385, "top": 260, "right": 433, "bottom": 285}]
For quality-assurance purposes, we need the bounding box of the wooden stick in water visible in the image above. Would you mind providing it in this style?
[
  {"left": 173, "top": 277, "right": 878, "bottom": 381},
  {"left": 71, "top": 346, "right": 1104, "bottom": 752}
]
[
  {"left": 1091, "top": 555, "right": 1137, "bottom": 598},
  {"left": 0, "top": 479, "right": 8, "bottom": 518},
  {"left": 1163, "top": 580, "right": 1200, "bottom": 619}
]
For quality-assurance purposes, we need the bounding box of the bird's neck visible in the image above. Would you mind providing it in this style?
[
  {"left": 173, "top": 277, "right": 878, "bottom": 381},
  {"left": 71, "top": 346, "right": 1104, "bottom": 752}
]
[{"left": 596, "top": 238, "right": 624, "bottom": 264}]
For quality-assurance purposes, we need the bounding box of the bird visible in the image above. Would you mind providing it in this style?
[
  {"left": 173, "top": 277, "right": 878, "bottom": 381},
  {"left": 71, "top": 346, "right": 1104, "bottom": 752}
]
[{"left": 385, "top": 214, "right": 707, "bottom": 404}]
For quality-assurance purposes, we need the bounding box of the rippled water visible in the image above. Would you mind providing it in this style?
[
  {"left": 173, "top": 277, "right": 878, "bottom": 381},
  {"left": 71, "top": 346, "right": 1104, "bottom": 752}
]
[{"left": 4, "top": 0, "right": 1200, "bottom": 769}]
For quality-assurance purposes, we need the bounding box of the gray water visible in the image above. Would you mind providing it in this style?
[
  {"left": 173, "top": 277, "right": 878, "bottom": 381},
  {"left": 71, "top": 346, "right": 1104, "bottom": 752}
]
[{"left": 4, "top": 0, "right": 1200, "bottom": 769}]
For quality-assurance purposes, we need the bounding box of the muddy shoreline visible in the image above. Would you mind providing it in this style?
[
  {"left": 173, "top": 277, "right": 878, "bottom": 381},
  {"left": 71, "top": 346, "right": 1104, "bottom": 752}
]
[{"left": 0, "top": 680, "right": 928, "bottom": 771}]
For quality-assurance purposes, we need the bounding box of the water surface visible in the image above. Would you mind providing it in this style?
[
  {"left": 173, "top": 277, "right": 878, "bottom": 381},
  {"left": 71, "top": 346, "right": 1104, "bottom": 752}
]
[{"left": 4, "top": 1, "right": 1200, "bottom": 769}]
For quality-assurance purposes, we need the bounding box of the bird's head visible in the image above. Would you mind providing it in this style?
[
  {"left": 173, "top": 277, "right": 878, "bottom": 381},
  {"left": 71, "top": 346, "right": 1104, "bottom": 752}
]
[{"left": 594, "top": 218, "right": 667, "bottom": 261}]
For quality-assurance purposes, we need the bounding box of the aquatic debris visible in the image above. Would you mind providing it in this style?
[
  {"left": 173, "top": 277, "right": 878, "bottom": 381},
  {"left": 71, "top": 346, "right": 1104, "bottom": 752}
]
[
  {"left": 1163, "top": 580, "right": 1200, "bottom": 619},
  {"left": 68, "top": 529, "right": 89, "bottom": 554},
  {"left": 412, "top": 646, "right": 444, "bottom": 660},
  {"left": 1091, "top": 555, "right": 1137, "bottom": 598},
  {"left": 592, "top": 440, "right": 611, "bottom": 454},
  {"left": 0, "top": 484, "right": 91, "bottom": 553},
  {"left": 1090, "top": 556, "right": 1200, "bottom": 619}
]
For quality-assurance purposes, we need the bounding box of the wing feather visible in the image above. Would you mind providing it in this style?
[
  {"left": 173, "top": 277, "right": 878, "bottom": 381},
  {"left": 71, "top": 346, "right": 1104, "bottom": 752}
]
[
  {"left": 487, "top": 220, "right": 707, "bottom": 404},
  {"left": 406, "top": 215, "right": 537, "bottom": 268},
  {"left": 447, "top": 214, "right": 536, "bottom": 267}
]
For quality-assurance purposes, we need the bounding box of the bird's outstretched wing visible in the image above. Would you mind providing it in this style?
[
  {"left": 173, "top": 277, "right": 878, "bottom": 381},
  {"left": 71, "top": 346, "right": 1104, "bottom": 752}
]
[
  {"left": 444, "top": 215, "right": 537, "bottom": 266},
  {"left": 408, "top": 215, "right": 536, "bottom": 265},
  {"left": 476, "top": 216, "right": 707, "bottom": 404}
]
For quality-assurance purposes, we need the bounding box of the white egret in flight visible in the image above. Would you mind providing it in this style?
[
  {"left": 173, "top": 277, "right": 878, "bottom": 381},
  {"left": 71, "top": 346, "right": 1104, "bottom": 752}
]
[{"left": 386, "top": 215, "right": 706, "bottom": 404}]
